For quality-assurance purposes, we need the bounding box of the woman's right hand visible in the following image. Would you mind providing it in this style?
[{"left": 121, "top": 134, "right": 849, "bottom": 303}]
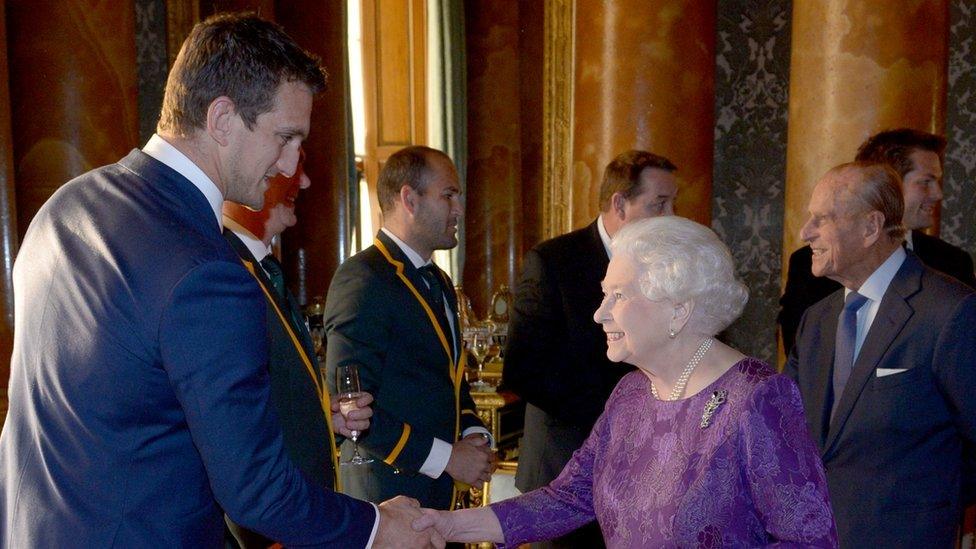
[
  {"left": 411, "top": 506, "right": 505, "bottom": 544},
  {"left": 412, "top": 508, "right": 453, "bottom": 540}
]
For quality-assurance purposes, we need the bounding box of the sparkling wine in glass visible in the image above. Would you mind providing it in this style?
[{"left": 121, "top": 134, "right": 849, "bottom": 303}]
[
  {"left": 467, "top": 333, "right": 491, "bottom": 390},
  {"left": 336, "top": 364, "right": 373, "bottom": 466}
]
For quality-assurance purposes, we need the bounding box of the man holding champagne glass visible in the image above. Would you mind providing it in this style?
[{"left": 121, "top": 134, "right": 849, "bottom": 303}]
[
  {"left": 325, "top": 146, "right": 494, "bottom": 511},
  {"left": 223, "top": 152, "right": 377, "bottom": 546}
]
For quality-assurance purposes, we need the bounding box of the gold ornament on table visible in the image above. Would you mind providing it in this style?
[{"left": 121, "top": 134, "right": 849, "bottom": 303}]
[{"left": 455, "top": 285, "right": 508, "bottom": 392}]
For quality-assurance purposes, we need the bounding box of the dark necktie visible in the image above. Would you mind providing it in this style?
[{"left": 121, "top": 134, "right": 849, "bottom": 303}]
[
  {"left": 418, "top": 264, "right": 455, "bottom": 358},
  {"left": 261, "top": 255, "right": 314, "bottom": 356},
  {"left": 261, "top": 255, "right": 287, "bottom": 299},
  {"left": 831, "top": 291, "right": 868, "bottom": 419},
  {"left": 418, "top": 264, "right": 444, "bottom": 309}
]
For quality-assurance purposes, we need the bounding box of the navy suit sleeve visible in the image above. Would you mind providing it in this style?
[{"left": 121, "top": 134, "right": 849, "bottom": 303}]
[
  {"left": 503, "top": 248, "right": 606, "bottom": 425},
  {"left": 932, "top": 293, "right": 976, "bottom": 503},
  {"left": 160, "top": 261, "right": 375, "bottom": 546}
]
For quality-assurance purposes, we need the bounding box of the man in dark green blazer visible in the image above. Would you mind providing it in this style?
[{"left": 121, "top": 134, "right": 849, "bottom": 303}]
[
  {"left": 324, "top": 146, "right": 493, "bottom": 510},
  {"left": 223, "top": 152, "right": 375, "bottom": 547}
]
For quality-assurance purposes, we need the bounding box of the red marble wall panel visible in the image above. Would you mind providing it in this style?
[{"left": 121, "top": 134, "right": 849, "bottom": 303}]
[
  {"left": 463, "top": 0, "right": 523, "bottom": 316},
  {"left": 572, "top": 0, "right": 716, "bottom": 226},
  {"left": 275, "top": 1, "right": 349, "bottom": 303},
  {"left": 518, "top": 0, "right": 544, "bottom": 255},
  {"left": 0, "top": 5, "right": 18, "bottom": 387},
  {"left": 7, "top": 1, "right": 139, "bottom": 237}
]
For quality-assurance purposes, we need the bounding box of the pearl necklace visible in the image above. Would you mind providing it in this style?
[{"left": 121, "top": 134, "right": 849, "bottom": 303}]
[{"left": 651, "top": 337, "right": 713, "bottom": 401}]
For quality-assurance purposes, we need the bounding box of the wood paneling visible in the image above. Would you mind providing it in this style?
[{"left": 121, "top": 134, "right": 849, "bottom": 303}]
[{"left": 361, "top": 0, "right": 427, "bottom": 230}]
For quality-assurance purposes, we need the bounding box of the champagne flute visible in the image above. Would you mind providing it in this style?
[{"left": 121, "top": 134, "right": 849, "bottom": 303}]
[
  {"left": 468, "top": 333, "right": 490, "bottom": 390},
  {"left": 336, "top": 364, "right": 374, "bottom": 466}
]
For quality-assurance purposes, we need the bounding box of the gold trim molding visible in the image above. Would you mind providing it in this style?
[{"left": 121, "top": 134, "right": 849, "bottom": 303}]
[{"left": 542, "top": 0, "right": 575, "bottom": 240}]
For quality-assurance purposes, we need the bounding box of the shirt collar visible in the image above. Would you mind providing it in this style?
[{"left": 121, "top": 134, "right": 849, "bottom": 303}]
[
  {"left": 142, "top": 134, "right": 224, "bottom": 229},
  {"left": 904, "top": 230, "right": 914, "bottom": 251},
  {"left": 597, "top": 215, "right": 613, "bottom": 258},
  {"left": 847, "top": 245, "right": 907, "bottom": 303},
  {"left": 380, "top": 227, "right": 429, "bottom": 269},
  {"left": 223, "top": 217, "right": 272, "bottom": 262}
]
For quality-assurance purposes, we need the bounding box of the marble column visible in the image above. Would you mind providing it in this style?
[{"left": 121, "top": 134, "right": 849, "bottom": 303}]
[
  {"left": 568, "top": 0, "right": 716, "bottom": 228},
  {"left": 7, "top": 0, "right": 139, "bottom": 238},
  {"left": 463, "top": 0, "right": 523, "bottom": 315},
  {"left": 783, "top": 0, "right": 948, "bottom": 259},
  {"left": 0, "top": 4, "right": 18, "bottom": 389}
]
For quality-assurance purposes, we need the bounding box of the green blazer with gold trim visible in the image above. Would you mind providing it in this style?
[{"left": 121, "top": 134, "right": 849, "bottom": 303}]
[{"left": 324, "top": 230, "right": 484, "bottom": 509}]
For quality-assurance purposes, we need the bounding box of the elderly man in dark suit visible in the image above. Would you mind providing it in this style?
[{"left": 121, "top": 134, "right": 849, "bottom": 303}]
[
  {"left": 222, "top": 151, "right": 376, "bottom": 547},
  {"left": 779, "top": 128, "right": 975, "bottom": 355},
  {"left": 0, "top": 13, "right": 435, "bottom": 548},
  {"left": 785, "top": 161, "right": 976, "bottom": 548},
  {"left": 324, "top": 145, "right": 492, "bottom": 510},
  {"left": 503, "top": 150, "right": 678, "bottom": 548}
]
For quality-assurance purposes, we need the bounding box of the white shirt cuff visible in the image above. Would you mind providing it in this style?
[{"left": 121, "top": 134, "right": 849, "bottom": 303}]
[
  {"left": 462, "top": 426, "right": 495, "bottom": 449},
  {"left": 419, "top": 437, "right": 453, "bottom": 479},
  {"left": 364, "top": 502, "right": 380, "bottom": 548}
]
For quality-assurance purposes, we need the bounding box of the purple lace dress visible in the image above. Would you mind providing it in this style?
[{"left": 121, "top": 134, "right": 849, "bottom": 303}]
[{"left": 492, "top": 358, "right": 837, "bottom": 548}]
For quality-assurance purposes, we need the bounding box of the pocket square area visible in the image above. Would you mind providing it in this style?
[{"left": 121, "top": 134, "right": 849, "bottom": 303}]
[{"left": 876, "top": 368, "right": 908, "bottom": 377}]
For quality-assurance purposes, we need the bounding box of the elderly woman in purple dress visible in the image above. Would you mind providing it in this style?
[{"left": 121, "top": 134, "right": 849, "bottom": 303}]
[{"left": 414, "top": 216, "right": 837, "bottom": 547}]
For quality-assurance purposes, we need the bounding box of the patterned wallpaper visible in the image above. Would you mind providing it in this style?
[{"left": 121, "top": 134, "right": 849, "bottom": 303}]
[
  {"left": 943, "top": 1, "right": 976, "bottom": 256},
  {"left": 711, "top": 1, "right": 792, "bottom": 364},
  {"left": 134, "top": 0, "right": 169, "bottom": 145}
]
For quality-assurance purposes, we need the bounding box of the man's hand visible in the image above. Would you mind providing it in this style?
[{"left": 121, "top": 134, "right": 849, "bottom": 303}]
[
  {"left": 444, "top": 434, "right": 493, "bottom": 485},
  {"left": 412, "top": 508, "right": 456, "bottom": 541},
  {"left": 331, "top": 392, "right": 374, "bottom": 437},
  {"left": 374, "top": 496, "right": 445, "bottom": 549}
]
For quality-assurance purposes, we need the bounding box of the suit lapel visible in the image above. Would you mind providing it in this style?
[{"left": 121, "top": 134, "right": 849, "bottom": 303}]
[
  {"left": 432, "top": 266, "right": 460, "bottom": 362},
  {"left": 223, "top": 230, "right": 320, "bottom": 385},
  {"left": 584, "top": 220, "right": 610, "bottom": 271},
  {"left": 374, "top": 232, "right": 458, "bottom": 378},
  {"left": 222, "top": 229, "right": 341, "bottom": 486},
  {"left": 824, "top": 256, "right": 922, "bottom": 453},
  {"left": 811, "top": 295, "right": 843, "bottom": 449}
]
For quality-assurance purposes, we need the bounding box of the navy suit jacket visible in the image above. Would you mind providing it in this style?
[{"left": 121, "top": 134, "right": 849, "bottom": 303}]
[
  {"left": 0, "top": 150, "right": 374, "bottom": 547},
  {"left": 785, "top": 253, "right": 976, "bottom": 548},
  {"left": 324, "top": 231, "right": 484, "bottom": 509},
  {"left": 779, "top": 230, "right": 975, "bottom": 354}
]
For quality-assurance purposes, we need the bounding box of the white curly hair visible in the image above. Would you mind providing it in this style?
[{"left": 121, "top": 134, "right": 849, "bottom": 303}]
[{"left": 611, "top": 216, "right": 748, "bottom": 336}]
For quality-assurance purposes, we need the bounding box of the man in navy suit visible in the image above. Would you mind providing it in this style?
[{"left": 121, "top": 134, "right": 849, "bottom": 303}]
[
  {"left": 324, "top": 146, "right": 492, "bottom": 510},
  {"left": 785, "top": 162, "right": 976, "bottom": 547},
  {"left": 779, "top": 129, "right": 974, "bottom": 355},
  {"left": 222, "top": 151, "right": 376, "bottom": 547},
  {"left": 503, "top": 150, "right": 677, "bottom": 548},
  {"left": 0, "top": 13, "right": 436, "bottom": 548}
]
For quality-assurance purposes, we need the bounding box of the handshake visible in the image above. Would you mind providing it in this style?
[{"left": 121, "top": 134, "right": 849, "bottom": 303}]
[
  {"left": 373, "top": 434, "right": 496, "bottom": 548},
  {"left": 373, "top": 496, "right": 503, "bottom": 548}
]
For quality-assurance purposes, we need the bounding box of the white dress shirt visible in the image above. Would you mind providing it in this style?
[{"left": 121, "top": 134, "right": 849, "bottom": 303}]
[
  {"left": 142, "top": 134, "right": 224, "bottom": 228},
  {"left": 847, "top": 246, "right": 907, "bottom": 360}
]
